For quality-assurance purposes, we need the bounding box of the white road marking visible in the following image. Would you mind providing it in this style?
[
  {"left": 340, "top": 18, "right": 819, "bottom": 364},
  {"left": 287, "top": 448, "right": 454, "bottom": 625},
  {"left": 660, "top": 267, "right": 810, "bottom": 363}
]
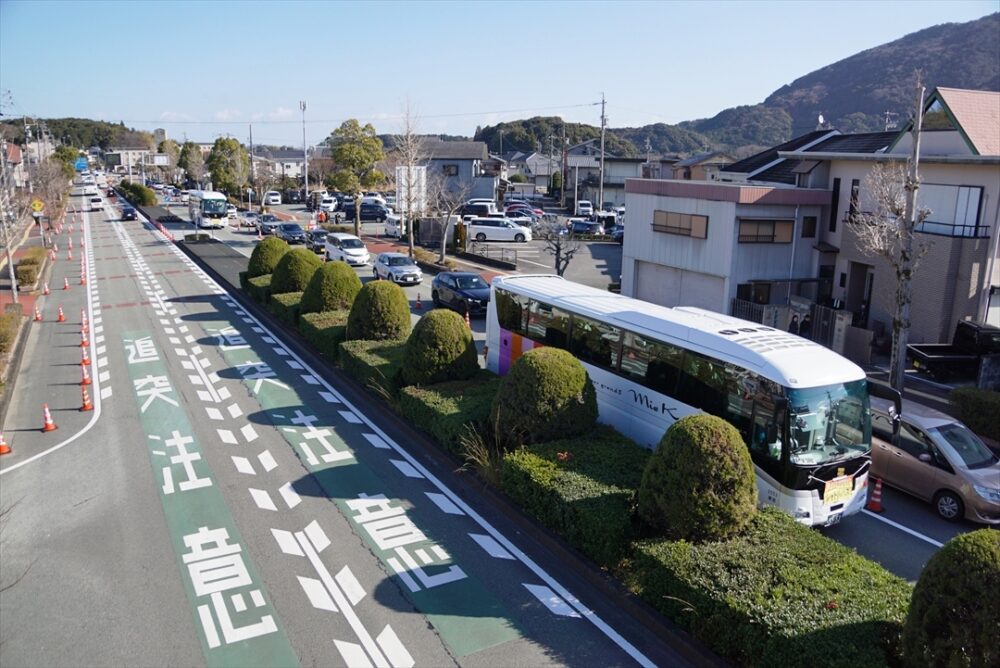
[
  {"left": 319, "top": 391, "right": 341, "bottom": 404},
  {"left": 278, "top": 481, "right": 301, "bottom": 509},
  {"left": 298, "top": 576, "right": 338, "bottom": 612},
  {"left": 334, "top": 641, "right": 373, "bottom": 668},
  {"left": 468, "top": 533, "right": 516, "bottom": 560},
  {"left": 363, "top": 433, "right": 391, "bottom": 450},
  {"left": 390, "top": 460, "right": 423, "bottom": 479},
  {"left": 241, "top": 424, "right": 259, "bottom": 442},
  {"left": 217, "top": 429, "right": 237, "bottom": 445},
  {"left": 862, "top": 509, "right": 944, "bottom": 547},
  {"left": 424, "top": 492, "right": 464, "bottom": 515},
  {"left": 249, "top": 488, "right": 278, "bottom": 511},
  {"left": 523, "top": 584, "right": 581, "bottom": 617},
  {"left": 339, "top": 410, "right": 362, "bottom": 424},
  {"left": 232, "top": 456, "right": 255, "bottom": 475},
  {"left": 257, "top": 450, "right": 278, "bottom": 472},
  {"left": 336, "top": 566, "right": 367, "bottom": 607}
]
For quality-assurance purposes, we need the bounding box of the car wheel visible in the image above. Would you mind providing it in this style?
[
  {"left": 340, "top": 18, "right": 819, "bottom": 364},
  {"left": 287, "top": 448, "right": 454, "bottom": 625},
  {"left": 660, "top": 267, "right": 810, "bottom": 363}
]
[
  {"left": 475, "top": 233, "right": 487, "bottom": 242},
  {"left": 933, "top": 491, "right": 964, "bottom": 521},
  {"left": 514, "top": 233, "right": 525, "bottom": 242},
  {"left": 432, "top": 291, "right": 441, "bottom": 307}
]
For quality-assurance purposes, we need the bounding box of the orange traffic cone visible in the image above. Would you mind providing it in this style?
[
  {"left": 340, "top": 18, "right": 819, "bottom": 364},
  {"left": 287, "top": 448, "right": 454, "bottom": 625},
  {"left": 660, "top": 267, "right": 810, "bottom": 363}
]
[
  {"left": 0, "top": 432, "right": 10, "bottom": 455},
  {"left": 80, "top": 236, "right": 85, "bottom": 248},
  {"left": 49, "top": 250, "right": 57, "bottom": 262},
  {"left": 80, "top": 364, "right": 91, "bottom": 386},
  {"left": 464, "top": 307, "right": 471, "bottom": 329},
  {"left": 57, "top": 305, "right": 66, "bottom": 322},
  {"left": 81, "top": 346, "right": 91, "bottom": 366},
  {"left": 33, "top": 306, "right": 43, "bottom": 322},
  {"left": 415, "top": 293, "right": 422, "bottom": 310},
  {"left": 80, "top": 330, "right": 89, "bottom": 347},
  {"left": 80, "top": 272, "right": 87, "bottom": 286},
  {"left": 53, "top": 242, "right": 59, "bottom": 253},
  {"left": 63, "top": 277, "right": 70, "bottom": 291},
  {"left": 80, "top": 386, "right": 93, "bottom": 412},
  {"left": 69, "top": 223, "right": 74, "bottom": 233},
  {"left": 67, "top": 249, "right": 73, "bottom": 261},
  {"left": 68, "top": 237, "right": 73, "bottom": 250},
  {"left": 41, "top": 404, "right": 57, "bottom": 432},
  {"left": 866, "top": 477, "right": 885, "bottom": 513},
  {"left": 43, "top": 282, "right": 50, "bottom": 295}
]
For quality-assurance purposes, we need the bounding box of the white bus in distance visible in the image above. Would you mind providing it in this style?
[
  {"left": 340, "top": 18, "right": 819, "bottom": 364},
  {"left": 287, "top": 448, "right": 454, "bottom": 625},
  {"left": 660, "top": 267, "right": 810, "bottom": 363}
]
[
  {"left": 188, "top": 190, "right": 228, "bottom": 229},
  {"left": 485, "top": 274, "right": 900, "bottom": 528}
]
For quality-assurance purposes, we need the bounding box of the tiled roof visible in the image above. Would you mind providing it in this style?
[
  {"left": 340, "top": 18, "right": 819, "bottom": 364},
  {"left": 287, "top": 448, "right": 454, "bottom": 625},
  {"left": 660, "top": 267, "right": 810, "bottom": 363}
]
[
  {"left": 5, "top": 143, "right": 22, "bottom": 163},
  {"left": 803, "top": 132, "right": 897, "bottom": 154},
  {"left": 423, "top": 140, "right": 488, "bottom": 160},
  {"left": 751, "top": 160, "right": 800, "bottom": 185},
  {"left": 722, "top": 130, "right": 834, "bottom": 175},
  {"left": 673, "top": 151, "right": 730, "bottom": 167},
  {"left": 936, "top": 87, "right": 1000, "bottom": 156}
]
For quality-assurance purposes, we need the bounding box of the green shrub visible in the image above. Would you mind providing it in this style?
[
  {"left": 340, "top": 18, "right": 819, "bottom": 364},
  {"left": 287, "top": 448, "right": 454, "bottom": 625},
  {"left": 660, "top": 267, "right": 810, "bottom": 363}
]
[
  {"left": 117, "top": 181, "right": 157, "bottom": 206},
  {"left": 246, "top": 274, "right": 272, "bottom": 303},
  {"left": 14, "top": 263, "right": 38, "bottom": 286},
  {"left": 247, "top": 236, "right": 289, "bottom": 279},
  {"left": 401, "top": 309, "right": 479, "bottom": 386},
  {"left": 398, "top": 371, "right": 502, "bottom": 453},
  {"left": 345, "top": 280, "right": 411, "bottom": 342},
  {"left": 902, "top": 529, "right": 1000, "bottom": 668},
  {"left": 269, "top": 292, "right": 302, "bottom": 325},
  {"left": 339, "top": 339, "right": 406, "bottom": 398},
  {"left": 320, "top": 223, "right": 354, "bottom": 234},
  {"left": 637, "top": 413, "right": 757, "bottom": 541},
  {"left": 0, "top": 312, "right": 21, "bottom": 354},
  {"left": 489, "top": 347, "right": 597, "bottom": 446},
  {"left": 18, "top": 247, "right": 47, "bottom": 266},
  {"left": 270, "top": 248, "right": 321, "bottom": 294},
  {"left": 949, "top": 387, "right": 1000, "bottom": 442},
  {"left": 300, "top": 261, "right": 361, "bottom": 314},
  {"left": 298, "top": 310, "right": 349, "bottom": 361},
  {"left": 622, "top": 508, "right": 911, "bottom": 667},
  {"left": 500, "top": 426, "right": 650, "bottom": 567}
]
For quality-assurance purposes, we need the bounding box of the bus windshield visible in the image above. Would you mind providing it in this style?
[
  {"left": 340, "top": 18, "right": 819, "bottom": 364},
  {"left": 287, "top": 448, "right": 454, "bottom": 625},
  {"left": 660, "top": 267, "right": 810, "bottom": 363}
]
[
  {"left": 786, "top": 379, "right": 870, "bottom": 466},
  {"left": 203, "top": 199, "right": 227, "bottom": 215}
]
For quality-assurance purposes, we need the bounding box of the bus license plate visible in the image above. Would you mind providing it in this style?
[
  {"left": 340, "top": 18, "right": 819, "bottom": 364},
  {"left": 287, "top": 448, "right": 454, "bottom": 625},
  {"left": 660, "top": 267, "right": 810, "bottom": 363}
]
[
  {"left": 825, "top": 512, "right": 842, "bottom": 527},
  {"left": 824, "top": 476, "right": 853, "bottom": 505}
]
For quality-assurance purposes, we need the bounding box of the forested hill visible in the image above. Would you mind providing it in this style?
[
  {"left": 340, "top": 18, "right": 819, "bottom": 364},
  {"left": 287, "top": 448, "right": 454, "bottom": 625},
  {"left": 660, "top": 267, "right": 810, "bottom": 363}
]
[{"left": 0, "top": 117, "right": 154, "bottom": 150}]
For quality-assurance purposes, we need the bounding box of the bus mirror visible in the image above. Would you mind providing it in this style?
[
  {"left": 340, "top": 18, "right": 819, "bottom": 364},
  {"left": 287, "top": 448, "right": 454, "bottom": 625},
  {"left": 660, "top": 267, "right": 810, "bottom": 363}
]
[{"left": 869, "top": 382, "right": 902, "bottom": 428}]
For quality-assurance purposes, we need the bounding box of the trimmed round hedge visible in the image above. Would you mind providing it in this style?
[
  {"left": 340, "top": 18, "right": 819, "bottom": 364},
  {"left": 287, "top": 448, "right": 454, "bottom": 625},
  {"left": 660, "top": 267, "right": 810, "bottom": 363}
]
[
  {"left": 902, "top": 529, "right": 1000, "bottom": 667},
  {"left": 489, "top": 347, "right": 597, "bottom": 446},
  {"left": 401, "top": 309, "right": 479, "bottom": 386},
  {"left": 300, "top": 261, "right": 362, "bottom": 314},
  {"left": 346, "top": 280, "right": 411, "bottom": 341},
  {"left": 247, "top": 236, "right": 289, "bottom": 278},
  {"left": 637, "top": 413, "right": 757, "bottom": 541},
  {"left": 270, "top": 248, "right": 322, "bottom": 294}
]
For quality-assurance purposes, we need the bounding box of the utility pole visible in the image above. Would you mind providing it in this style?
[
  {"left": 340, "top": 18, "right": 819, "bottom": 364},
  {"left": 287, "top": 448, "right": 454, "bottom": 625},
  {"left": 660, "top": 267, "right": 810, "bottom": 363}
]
[
  {"left": 560, "top": 124, "right": 567, "bottom": 209},
  {"left": 499, "top": 129, "right": 503, "bottom": 157},
  {"left": 598, "top": 92, "right": 606, "bottom": 211},
  {"left": 300, "top": 100, "right": 308, "bottom": 205},
  {"left": 0, "top": 139, "right": 20, "bottom": 303},
  {"left": 891, "top": 83, "right": 926, "bottom": 392}
]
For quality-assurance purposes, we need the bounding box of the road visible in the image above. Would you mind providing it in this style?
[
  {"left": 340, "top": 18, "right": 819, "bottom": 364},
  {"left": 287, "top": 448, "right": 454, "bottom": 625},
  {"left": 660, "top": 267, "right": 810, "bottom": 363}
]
[{"left": 0, "top": 191, "right": 691, "bottom": 667}]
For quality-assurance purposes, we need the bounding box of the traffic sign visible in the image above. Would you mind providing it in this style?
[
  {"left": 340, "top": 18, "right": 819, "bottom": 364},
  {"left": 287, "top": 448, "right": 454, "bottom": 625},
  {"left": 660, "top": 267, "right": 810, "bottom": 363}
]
[
  {"left": 74, "top": 157, "right": 88, "bottom": 171},
  {"left": 31, "top": 198, "right": 44, "bottom": 212}
]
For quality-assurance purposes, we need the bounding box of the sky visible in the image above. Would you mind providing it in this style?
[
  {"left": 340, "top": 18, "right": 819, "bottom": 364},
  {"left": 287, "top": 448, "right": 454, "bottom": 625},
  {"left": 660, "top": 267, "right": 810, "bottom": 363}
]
[{"left": 0, "top": 0, "right": 995, "bottom": 148}]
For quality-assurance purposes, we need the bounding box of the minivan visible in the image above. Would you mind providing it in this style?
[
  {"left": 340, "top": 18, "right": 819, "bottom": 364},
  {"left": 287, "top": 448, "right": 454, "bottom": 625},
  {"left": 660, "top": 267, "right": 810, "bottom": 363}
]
[
  {"left": 871, "top": 398, "right": 1000, "bottom": 524},
  {"left": 264, "top": 191, "right": 282, "bottom": 206},
  {"left": 325, "top": 233, "right": 370, "bottom": 265},
  {"left": 576, "top": 200, "right": 594, "bottom": 216},
  {"left": 465, "top": 217, "right": 532, "bottom": 243}
]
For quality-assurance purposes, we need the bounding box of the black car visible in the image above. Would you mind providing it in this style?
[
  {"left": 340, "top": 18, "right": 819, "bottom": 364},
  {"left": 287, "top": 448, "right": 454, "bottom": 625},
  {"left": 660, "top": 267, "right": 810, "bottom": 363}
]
[
  {"left": 305, "top": 228, "right": 328, "bottom": 252},
  {"left": 284, "top": 190, "right": 303, "bottom": 204},
  {"left": 276, "top": 223, "right": 306, "bottom": 244},
  {"left": 121, "top": 205, "right": 138, "bottom": 221},
  {"left": 431, "top": 271, "right": 491, "bottom": 315},
  {"left": 338, "top": 202, "right": 389, "bottom": 222},
  {"left": 609, "top": 224, "right": 624, "bottom": 244},
  {"left": 570, "top": 220, "right": 605, "bottom": 236}
]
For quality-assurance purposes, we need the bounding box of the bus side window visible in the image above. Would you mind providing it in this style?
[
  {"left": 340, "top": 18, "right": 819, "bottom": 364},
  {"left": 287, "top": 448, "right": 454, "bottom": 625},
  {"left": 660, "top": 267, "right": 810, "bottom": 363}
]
[
  {"left": 569, "top": 314, "right": 621, "bottom": 371},
  {"left": 646, "top": 340, "right": 684, "bottom": 396},
  {"left": 676, "top": 351, "right": 727, "bottom": 415},
  {"left": 527, "top": 300, "right": 569, "bottom": 348},
  {"left": 495, "top": 288, "right": 528, "bottom": 335}
]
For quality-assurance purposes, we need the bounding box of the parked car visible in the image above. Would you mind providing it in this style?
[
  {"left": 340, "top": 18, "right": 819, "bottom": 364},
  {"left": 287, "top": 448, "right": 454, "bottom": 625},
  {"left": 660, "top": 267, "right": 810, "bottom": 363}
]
[
  {"left": 609, "top": 224, "right": 624, "bottom": 244},
  {"left": 338, "top": 201, "right": 390, "bottom": 222},
  {"left": 465, "top": 217, "right": 532, "bottom": 242},
  {"left": 460, "top": 201, "right": 496, "bottom": 218},
  {"left": 569, "top": 220, "right": 604, "bottom": 236},
  {"left": 319, "top": 196, "right": 338, "bottom": 213},
  {"left": 264, "top": 191, "right": 282, "bottom": 206},
  {"left": 257, "top": 214, "right": 281, "bottom": 235},
  {"left": 305, "top": 228, "right": 328, "bottom": 253},
  {"left": 276, "top": 223, "right": 306, "bottom": 244},
  {"left": 226, "top": 204, "right": 238, "bottom": 220},
  {"left": 241, "top": 211, "right": 259, "bottom": 229},
  {"left": 284, "top": 190, "right": 303, "bottom": 204},
  {"left": 120, "top": 205, "right": 138, "bottom": 221},
  {"left": 871, "top": 398, "right": 1000, "bottom": 523},
  {"left": 325, "top": 233, "right": 370, "bottom": 265},
  {"left": 907, "top": 320, "right": 1000, "bottom": 382},
  {"left": 576, "top": 200, "right": 594, "bottom": 216},
  {"left": 431, "top": 271, "right": 491, "bottom": 315},
  {"left": 373, "top": 252, "right": 423, "bottom": 285}
]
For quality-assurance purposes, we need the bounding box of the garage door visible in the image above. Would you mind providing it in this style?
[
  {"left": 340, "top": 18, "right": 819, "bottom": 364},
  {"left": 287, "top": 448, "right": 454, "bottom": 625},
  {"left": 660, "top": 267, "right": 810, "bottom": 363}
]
[{"left": 634, "top": 261, "right": 725, "bottom": 311}]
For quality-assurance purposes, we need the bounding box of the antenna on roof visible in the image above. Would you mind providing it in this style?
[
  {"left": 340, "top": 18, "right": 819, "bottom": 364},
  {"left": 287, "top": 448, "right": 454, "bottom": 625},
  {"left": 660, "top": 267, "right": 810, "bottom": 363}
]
[
  {"left": 883, "top": 110, "right": 899, "bottom": 131},
  {"left": 816, "top": 114, "right": 826, "bottom": 130}
]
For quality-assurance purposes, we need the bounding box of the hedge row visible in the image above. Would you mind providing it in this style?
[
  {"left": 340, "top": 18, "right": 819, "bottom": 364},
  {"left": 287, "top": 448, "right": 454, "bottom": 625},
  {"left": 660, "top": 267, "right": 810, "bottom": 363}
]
[
  {"left": 14, "top": 263, "right": 38, "bottom": 287},
  {"left": 500, "top": 426, "right": 649, "bottom": 568},
  {"left": 0, "top": 312, "right": 21, "bottom": 354},
  {"left": 19, "top": 247, "right": 47, "bottom": 266},
  {"left": 622, "top": 509, "right": 911, "bottom": 667},
  {"left": 398, "top": 372, "right": 502, "bottom": 454},
  {"left": 269, "top": 292, "right": 302, "bottom": 325},
  {"left": 949, "top": 387, "right": 1000, "bottom": 442},
  {"left": 246, "top": 274, "right": 272, "bottom": 303},
  {"left": 338, "top": 339, "right": 406, "bottom": 398},
  {"left": 117, "top": 181, "right": 157, "bottom": 206},
  {"left": 298, "top": 310, "right": 349, "bottom": 361}
]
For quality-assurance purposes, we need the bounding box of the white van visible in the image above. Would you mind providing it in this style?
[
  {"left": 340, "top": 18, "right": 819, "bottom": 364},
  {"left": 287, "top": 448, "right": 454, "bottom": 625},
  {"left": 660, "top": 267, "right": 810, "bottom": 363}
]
[
  {"left": 325, "top": 233, "right": 370, "bottom": 266},
  {"left": 466, "top": 217, "right": 532, "bottom": 243},
  {"left": 320, "top": 196, "right": 337, "bottom": 213},
  {"left": 576, "top": 200, "right": 594, "bottom": 216},
  {"left": 264, "top": 191, "right": 282, "bottom": 206}
]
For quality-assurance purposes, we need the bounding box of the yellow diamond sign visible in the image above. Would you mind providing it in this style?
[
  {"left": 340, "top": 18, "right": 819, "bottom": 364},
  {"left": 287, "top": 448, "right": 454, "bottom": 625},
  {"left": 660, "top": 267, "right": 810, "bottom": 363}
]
[{"left": 31, "top": 198, "right": 44, "bottom": 212}]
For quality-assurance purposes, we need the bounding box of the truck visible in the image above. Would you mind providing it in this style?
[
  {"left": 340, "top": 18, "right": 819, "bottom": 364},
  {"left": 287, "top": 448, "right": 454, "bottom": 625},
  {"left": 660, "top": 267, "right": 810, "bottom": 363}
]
[{"left": 907, "top": 320, "right": 1000, "bottom": 382}]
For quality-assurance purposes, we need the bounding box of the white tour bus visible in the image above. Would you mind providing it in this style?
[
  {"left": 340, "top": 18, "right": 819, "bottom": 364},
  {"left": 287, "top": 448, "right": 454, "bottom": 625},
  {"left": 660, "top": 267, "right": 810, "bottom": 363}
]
[
  {"left": 188, "top": 190, "right": 228, "bottom": 229},
  {"left": 485, "top": 275, "right": 900, "bottom": 527}
]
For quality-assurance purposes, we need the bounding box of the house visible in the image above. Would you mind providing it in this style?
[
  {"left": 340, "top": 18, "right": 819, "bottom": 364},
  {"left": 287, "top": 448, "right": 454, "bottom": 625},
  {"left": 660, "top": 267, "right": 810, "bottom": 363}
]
[
  {"left": 422, "top": 140, "right": 500, "bottom": 200},
  {"left": 671, "top": 151, "right": 734, "bottom": 180},
  {"left": 620, "top": 86, "right": 1000, "bottom": 363},
  {"left": 252, "top": 146, "right": 306, "bottom": 181},
  {"left": 3, "top": 142, "right": 27, "bottom": 188},
  {"left": 104, "top": 147, "right": 152, "bottom": 173},
  {"left": 500, "top": 150, "right": 559, "bottom": 191}
]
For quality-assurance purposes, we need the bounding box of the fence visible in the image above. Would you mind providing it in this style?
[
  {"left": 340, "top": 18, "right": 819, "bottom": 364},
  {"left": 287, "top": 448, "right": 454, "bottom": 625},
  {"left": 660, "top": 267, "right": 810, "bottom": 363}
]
[{"left": 467, "top": 241, "right": 518, "bottom": 265}]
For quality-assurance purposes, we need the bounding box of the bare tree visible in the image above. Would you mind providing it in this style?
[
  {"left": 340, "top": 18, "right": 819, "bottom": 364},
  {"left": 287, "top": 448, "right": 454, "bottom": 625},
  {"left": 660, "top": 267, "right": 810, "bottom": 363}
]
[
  {"left": 425, "top": 171, "right": 471, "bottom": 263},
  {"left": 538, "top": 218, "right": 581, "bottom": 276},
  {"left": 250, "top": 159, "right": 278, "bottom": 211},
  {"left": 846, "top": 82, "right": 930, "bottom": 391},
  {"left": 392, "top": 101, "right": 426, "bottom": 257}
]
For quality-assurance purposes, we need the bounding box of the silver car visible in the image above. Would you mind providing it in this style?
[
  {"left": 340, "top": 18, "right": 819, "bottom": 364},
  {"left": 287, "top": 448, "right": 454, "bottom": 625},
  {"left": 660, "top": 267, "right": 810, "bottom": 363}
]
[{"left": 373, "top": 252, "right": 422, "bottom": 285}]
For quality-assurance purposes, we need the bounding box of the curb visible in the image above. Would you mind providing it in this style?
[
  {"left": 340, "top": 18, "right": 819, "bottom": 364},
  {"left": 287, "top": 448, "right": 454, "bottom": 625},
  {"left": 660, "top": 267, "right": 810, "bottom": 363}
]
[{"left": 174, "top": 238, "right": 723, "bottom": 668}]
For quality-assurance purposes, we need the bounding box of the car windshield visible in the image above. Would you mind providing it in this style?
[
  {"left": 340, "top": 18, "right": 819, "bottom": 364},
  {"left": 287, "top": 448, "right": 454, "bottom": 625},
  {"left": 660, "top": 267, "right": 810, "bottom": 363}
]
[
  {"left": 280, "top": 224, "right": 301, "bottom": 232},
  {"left": 455, "top": 276, "right": 487, "bottom": 290},
  {"left": 260, "top": 215, "right": 277, "bottom": 222},
  {"left": 388, "top": 257, "right": 414, "bottom": 266},
  {"left": 786, "top": 379, "right": 870, "bottom": 466},
  {"left": 341, "top": 239, "right": 365, "bottom": 249},
  {"left": 931, "top": 423, "right": 998, "bottom": 469},
  {"left": 203, "top": 200, "right": 227, "bottom": 214}
]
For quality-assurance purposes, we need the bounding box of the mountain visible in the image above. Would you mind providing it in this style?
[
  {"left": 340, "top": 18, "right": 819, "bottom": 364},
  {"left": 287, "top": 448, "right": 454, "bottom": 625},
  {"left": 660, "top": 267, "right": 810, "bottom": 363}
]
[
  {"left": 0, "top": 117, "right": 154, "bottom": 150},
  {"left": 473, "top": 116, "right": 639, "bottom": 157}
]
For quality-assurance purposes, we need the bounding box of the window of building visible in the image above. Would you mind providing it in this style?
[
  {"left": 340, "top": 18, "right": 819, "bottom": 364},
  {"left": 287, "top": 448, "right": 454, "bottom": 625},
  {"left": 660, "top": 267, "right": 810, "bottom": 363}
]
[
  {"left": 829, "top": 177, "right": 841, "bottom": 232},
  {"left": 568, "top": 314, "right": 621, "bottom": 371},
  {"left": 848, "top": 179, "right": 860, "bottom": 221},
  {"left": 442, "top": 164, "right": 458, "bottom": 176},
  {"left": 738, "top": 219, "right": 793, "bottom": 243},
  {"left": 652, "top": 210, "right": 708, "bottom": 239},
  {"left": 802, "top": 215, "right": 817, "bottom": 238},
  {"left": 916, "top": 184, "right": 986, "bottom": 237}
]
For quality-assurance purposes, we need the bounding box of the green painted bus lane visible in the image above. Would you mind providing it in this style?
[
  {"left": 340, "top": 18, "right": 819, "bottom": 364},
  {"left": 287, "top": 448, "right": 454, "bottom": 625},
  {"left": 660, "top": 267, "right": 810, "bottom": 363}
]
[
  {"left": 121, "top": 330, "right": 299, "bottom": 668},
  {"left": 211, "top": 325, "right": 522, "bottom": 656}
]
